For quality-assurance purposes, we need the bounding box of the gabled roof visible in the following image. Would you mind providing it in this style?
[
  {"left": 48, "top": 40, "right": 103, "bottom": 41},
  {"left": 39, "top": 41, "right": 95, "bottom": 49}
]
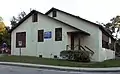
[
  {"left": 10, "top": 10, "right": 90, "bottom": 35},
  {"left": 45, "top": 7, "right": 99, "bottom": 27},
  {"left": 45, "top": 7, "right": 114, "bottom": 39}
]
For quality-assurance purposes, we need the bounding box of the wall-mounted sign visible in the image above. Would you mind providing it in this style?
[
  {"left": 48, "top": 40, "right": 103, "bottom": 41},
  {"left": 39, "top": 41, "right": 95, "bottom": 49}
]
[
  {"left": 44, "top": 31, "right": 52, "bottom": 39},
  {"left": 18, "top": 41, "right": 22, "bottom": 46}
]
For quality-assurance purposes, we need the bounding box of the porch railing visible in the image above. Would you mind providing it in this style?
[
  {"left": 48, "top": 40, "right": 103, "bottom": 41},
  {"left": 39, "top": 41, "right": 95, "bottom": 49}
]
[
  {"left": 66, "top": 45, "right": 94, "bottom": 56},
  {"left": 84, "top": 46, "right": 94, "bottom": 55}
]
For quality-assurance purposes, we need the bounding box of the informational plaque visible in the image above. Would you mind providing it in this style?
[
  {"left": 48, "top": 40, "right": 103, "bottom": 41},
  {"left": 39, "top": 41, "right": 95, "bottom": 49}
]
[{"left": 44, "top": 31, "right": 52, "bottom": 39}]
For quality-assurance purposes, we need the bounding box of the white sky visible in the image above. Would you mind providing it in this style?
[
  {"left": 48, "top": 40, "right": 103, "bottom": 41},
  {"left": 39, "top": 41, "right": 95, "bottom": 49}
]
[{"left": 1, "top": 0, "right": 120, "bottom": 26}]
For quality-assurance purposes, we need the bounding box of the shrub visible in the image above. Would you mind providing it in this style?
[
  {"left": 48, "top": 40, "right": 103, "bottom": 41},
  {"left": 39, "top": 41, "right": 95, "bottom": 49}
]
[{"left": 60, "top": 50, "right": 90, "bottom": 62}]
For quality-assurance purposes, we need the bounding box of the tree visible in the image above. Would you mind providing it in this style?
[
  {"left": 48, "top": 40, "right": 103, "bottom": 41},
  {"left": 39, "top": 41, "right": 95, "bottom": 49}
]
[
  {"left": 0, "top": 17, "right": 6, "bottom": 32},
  {"left": 0, "top": 17, "right": 11, "bottom": 49},
  {"left": 5, "top": 26, "right": 10, "bottom": 31},
  {"left": 105, "top": 15, "right": 120, "bottom": 55},
  {"left": 10, "top": 11, "right": 26, "bottom": 28},
  {"left": 105, "top": 16, "right": 120, "bottom": 38}
]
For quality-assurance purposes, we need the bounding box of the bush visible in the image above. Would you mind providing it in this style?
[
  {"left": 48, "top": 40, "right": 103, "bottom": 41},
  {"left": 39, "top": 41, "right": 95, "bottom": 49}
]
[{"left": 60, "top": 50, "right": 90, "bottom": 62}]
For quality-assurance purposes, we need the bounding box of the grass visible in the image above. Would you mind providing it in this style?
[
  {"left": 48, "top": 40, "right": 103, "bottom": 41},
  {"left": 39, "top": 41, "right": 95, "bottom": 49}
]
[{"left": 0, "top": 55, "right": 120, "bottom": 68}]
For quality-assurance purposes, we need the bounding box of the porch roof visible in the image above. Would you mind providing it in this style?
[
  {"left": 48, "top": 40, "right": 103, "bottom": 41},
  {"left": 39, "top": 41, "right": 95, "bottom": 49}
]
[{"left": 67, "top": 31, "right": 90, "bottom": 36}]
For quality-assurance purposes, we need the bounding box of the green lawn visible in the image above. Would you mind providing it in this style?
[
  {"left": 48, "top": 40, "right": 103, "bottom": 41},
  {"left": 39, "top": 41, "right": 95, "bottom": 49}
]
[{"left": 0, "top": 55, "right": 120, "bottom": 68}]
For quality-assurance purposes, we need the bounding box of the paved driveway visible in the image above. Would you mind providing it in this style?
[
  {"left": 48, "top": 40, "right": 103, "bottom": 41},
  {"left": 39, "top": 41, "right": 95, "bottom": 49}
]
[{"left": 0, "top": 65, "right": 119, "bottom": 74}]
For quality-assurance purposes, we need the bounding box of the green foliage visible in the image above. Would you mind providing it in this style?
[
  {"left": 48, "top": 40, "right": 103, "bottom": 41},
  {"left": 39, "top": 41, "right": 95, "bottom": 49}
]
[
  {"left": 60, "top": 50, "right": 90, "bottom": 62},
  {"left": 105, "top": 15, "right": 120, "bottom": 38},
  {"left": 0, "top": 26, "right": 11, "bottom": 48},
  {"left": 104, "top": 16, "right": 120, "bottom": 55},
  {"left": 10, "top": 11, "right": 26, "bottom": 28}
]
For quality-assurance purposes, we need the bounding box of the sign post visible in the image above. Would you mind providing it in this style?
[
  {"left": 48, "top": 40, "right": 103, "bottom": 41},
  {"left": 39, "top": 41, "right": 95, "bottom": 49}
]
[{"left": 18, "top": 41, "right": 22, "bottom": 56}]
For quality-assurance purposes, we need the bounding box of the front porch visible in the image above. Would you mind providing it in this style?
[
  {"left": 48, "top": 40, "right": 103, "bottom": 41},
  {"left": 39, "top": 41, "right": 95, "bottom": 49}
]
[{"left": 66, "top": 31, "right": 94, "bottom": 56}]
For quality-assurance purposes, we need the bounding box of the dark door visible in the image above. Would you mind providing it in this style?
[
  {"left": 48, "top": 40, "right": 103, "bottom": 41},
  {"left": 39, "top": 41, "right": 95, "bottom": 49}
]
[
  {"left": 71, "top": 33, "right": 74, "bottom": 50},
  {"left": 78, "top": 38, "right": 81, "bottom": 50}
]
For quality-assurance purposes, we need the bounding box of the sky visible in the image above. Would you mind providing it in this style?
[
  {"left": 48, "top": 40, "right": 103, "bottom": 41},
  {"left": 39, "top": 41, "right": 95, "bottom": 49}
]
[{"left": 1, "top": 0, "right": 120, "bottom": 26}]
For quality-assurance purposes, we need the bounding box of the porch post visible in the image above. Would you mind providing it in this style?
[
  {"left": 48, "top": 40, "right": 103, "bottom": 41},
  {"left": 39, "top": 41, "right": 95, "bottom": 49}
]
[
  {"left": 71, "top": 33, "right": 74, "bottom": 50},
  {"left": 78, "top": 38, "right": 81, "bottom": 50}
]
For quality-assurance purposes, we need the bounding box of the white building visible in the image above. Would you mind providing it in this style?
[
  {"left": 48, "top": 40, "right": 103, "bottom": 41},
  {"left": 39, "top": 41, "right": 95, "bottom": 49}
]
[{"left": 10, "top": 8, "right": 115, "bottom": 62}]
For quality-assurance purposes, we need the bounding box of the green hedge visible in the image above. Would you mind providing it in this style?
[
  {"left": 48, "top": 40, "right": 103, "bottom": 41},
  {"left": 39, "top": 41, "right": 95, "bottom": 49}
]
[{"left": 60, "top": 50, "right": 90, "bottom": 62}]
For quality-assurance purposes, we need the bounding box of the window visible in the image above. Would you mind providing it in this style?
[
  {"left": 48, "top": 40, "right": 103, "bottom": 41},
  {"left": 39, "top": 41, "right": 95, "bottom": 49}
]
[
  {"left": 102, "top": 33, "right": 109, "bottom": 49},
  {"left": 52, "top": 10, "right": 57, "bottom": 17},
  {"left": 102, "top": 40, "right": 109, "bottom": 49},
  {"left": 38, "top": 30, "right": 44, "bottom": 42},
  {"left": 16, "top": 32, "right": 26, "bottom": 48},
  {"left": 102, "top": 33, "right": 109, "bottom": 42},
  {"left": 32, "top": 13, "right": 38, "bottom": 22},
  {"left": 55, "top": 28, "right": 62, "bottom": 41}
]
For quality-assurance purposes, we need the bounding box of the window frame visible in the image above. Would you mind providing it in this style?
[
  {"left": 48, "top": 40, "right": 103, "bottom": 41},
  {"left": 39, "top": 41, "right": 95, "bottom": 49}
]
[
  {"left": 55, "top": 28, "right": 62, "bottom": 41},
  {"left": 16, "top": 32, "right": 26, "bottom": 48},
  {"left": 38, "top": 30, "right": 44, "bottom": 42},
  {"left": 102, "top": 32, "right": 109, "bottom": 49}
]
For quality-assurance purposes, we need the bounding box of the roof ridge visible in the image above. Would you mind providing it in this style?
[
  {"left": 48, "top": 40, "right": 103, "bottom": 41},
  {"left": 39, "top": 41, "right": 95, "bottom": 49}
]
[{"left": 45, "top": 7, "right": 98, "bottom": 25}]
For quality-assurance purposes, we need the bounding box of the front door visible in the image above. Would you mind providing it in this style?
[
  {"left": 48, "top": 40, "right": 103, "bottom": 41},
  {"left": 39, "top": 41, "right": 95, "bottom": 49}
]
[
  {"left": 71, "top": 33, "right": 74, "bottom": 50},
  {"left": 78, "top": 38, "right": 81, "bottom": 50}
]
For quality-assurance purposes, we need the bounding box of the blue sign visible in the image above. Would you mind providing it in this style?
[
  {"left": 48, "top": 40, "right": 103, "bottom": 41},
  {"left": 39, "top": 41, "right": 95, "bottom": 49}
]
[{"left": 44, "top": 31, "right": 52, "bottom": 39}]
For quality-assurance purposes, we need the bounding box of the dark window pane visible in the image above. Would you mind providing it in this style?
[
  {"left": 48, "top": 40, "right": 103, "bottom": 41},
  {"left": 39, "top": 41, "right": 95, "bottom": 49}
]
[
  {"left": 102, "top": 33, "right": 109, "bottom": 42},
  {"left": 38, "top": 30, "right": 44, "bottom": 42},
  {"left": 16, "top": 32, "right": 26, "bottom": 48},
  {"left": 52, "top": 10, "right": 57, "bottom": 17},
  {"left": 102, "top": 32, "right": 109, "bottom": 49},
  {"left": 32, "top": 13, "right": 38, "bottom": 22},
  {"left": 55, "top": 28, "right": 62, "bottom": 41},
  {"left": 102, "top": 40, "right": 109, "bottom": 49}
]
